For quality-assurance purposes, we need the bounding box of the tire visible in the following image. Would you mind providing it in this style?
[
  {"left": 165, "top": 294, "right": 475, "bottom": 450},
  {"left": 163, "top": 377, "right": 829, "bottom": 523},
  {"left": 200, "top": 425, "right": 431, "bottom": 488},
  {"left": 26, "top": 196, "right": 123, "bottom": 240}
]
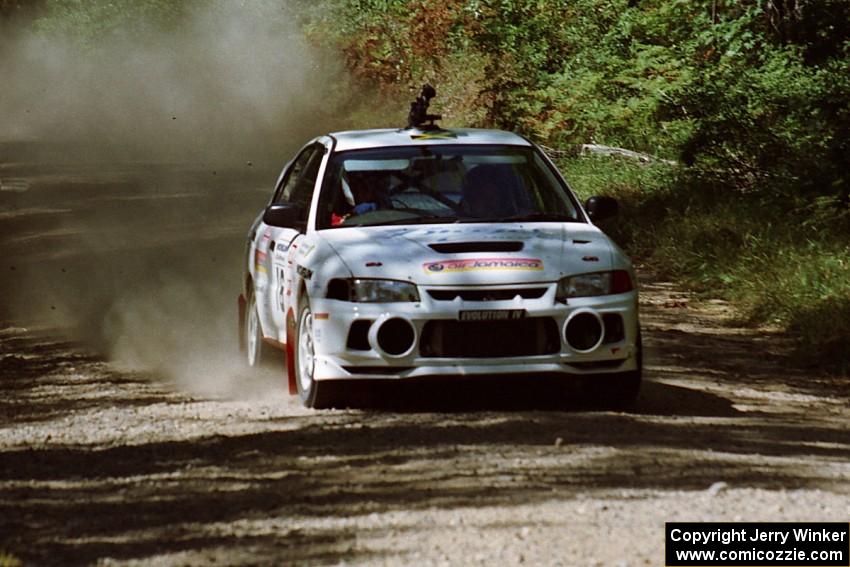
[
  {"left": 585, "top": 330, "right": 642, "bottom": 410},
  {"left": 245, "top": 292, "right": 272, "bottom": 368},
  {"left": 605, "top": 368, "right": 642, "bottom": 410},
  {"left": 294, "top": 297, "right": 337, "bottom": 409}
]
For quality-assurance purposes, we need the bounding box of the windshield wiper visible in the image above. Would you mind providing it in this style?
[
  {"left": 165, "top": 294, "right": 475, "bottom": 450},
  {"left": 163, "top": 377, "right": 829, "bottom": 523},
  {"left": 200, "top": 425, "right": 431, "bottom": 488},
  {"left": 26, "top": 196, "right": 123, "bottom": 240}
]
[
  {"left": 460, "top": 212, "right": 578, "bottom": 223},
  {"left": 354, "top": 215, "right": 461, "bottom": 227}
]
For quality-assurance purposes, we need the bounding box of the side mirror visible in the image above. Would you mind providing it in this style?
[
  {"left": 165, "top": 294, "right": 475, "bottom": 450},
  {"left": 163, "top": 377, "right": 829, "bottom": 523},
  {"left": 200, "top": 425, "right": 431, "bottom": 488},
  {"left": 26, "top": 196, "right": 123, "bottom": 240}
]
[
  {"left": 263, "top": 203, "right": 302, "bottom": 228},
  {"left": 585, "top": 196, "right": 618, "bottom": 222}
]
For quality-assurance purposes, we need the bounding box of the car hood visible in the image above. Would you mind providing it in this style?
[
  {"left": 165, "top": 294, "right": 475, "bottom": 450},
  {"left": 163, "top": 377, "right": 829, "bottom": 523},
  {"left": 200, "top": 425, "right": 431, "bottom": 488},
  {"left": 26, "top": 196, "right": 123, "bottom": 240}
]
[{"left": 320, "top": 223, "right": 615, "bottom": 285}]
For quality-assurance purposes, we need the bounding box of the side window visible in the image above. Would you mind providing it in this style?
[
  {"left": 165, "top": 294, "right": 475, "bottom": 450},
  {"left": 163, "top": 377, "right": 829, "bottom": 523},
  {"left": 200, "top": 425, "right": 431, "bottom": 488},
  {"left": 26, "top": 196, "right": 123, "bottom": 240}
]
[
  {"left": 289, "top": 148, "right": 324, "bottom": 213},
  {"left": 273, "top": 144, "right": 319, "bottom": 205}
]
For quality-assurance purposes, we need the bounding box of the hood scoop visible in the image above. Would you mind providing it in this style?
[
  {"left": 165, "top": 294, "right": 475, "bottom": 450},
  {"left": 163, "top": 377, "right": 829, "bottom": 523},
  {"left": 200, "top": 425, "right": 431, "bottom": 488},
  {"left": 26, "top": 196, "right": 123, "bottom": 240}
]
[{"left": 429, "top": 241, "right": 524, "bottom": 254}]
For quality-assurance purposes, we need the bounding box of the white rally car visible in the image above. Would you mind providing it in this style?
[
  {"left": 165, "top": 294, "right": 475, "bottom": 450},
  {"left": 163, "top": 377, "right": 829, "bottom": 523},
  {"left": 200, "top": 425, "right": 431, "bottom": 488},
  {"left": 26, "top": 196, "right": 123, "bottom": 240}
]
[{"left": 239, "top": 92, "right": 641, "bottom": 408}]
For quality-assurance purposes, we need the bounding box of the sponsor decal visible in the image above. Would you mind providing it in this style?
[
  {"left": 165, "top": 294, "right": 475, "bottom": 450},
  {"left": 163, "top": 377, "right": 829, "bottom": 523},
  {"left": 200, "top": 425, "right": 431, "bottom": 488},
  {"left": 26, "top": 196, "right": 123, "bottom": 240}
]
[
  {"left": 410, "top": 131, "right": 457, "bottom": 140},
  {"left": 423, "top": 257, "right": 544, "bottom": 274},
  {"left": 255, "top": 249, "right": 268, "bottom": 273}
]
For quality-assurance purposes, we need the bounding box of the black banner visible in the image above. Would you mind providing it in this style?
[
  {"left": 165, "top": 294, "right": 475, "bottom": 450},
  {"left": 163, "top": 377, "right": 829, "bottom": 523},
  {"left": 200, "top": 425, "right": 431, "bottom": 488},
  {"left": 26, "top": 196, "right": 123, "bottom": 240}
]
[{"left": 666, "top": 522, "right": 849, "bottom": 566}]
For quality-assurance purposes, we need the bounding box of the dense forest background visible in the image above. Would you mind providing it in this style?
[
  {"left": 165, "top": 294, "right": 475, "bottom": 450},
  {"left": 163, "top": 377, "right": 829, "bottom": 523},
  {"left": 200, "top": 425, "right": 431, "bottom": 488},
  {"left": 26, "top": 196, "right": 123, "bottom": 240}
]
[{"left": 2, "top": 0, "right": 848, "bottom": 371}]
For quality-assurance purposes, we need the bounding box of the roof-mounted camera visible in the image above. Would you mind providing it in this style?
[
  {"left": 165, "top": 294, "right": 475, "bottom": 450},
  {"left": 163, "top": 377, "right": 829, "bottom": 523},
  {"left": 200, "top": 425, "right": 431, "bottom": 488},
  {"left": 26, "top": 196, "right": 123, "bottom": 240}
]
[{"left": 406, "top": 84, "right": 442, "bottom": 130}]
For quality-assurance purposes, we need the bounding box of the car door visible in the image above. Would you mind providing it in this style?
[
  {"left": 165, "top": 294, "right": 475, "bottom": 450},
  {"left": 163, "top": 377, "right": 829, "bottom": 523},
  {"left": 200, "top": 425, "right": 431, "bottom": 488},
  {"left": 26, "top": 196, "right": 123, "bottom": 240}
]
[{"left": 258, "top": 142, "right": 327, "bottom": 341}]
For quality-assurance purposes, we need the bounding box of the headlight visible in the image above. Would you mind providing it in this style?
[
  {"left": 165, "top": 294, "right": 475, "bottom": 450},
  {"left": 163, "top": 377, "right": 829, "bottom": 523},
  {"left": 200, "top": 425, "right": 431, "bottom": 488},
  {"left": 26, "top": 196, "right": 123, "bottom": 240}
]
[
  {"left": 556, "top": 270, "right": 633, "bottom": 301},
  {"left": 327, "top": 278, "right": 420, "bottom": 303}
]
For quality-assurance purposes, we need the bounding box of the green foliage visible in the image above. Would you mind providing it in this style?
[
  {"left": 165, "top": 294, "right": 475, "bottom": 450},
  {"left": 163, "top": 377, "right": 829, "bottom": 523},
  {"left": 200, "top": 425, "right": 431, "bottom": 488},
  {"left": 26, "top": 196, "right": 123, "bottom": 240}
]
[
  {"left": 561, "top": 154, "right": 850, "bottom": 371},
  {"left": 555, "top": 154, "right": 676, "bottom": 255},
  {"left": 313, "top": 0, "right": 848, "bottom": 200},
  {"left": 305, "top": 0, "right": 475, "bottom": 86},
  {"left": 694, "top": 227, "right": 850, "bottom": 372},
  {"left": 0, "top": 552, "right": 22, "bottom": 567}
]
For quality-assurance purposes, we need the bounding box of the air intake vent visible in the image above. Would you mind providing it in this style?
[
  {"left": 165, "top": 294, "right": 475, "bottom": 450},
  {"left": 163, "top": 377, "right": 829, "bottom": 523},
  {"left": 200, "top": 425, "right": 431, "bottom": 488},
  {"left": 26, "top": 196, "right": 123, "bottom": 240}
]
[
  {"left": 428, "top": 241, "right": 524, "bottom": 253},
  {"left": 420, "top": 318, "right": 560, "bottom": 358},
  {"left": 427, "top": 288, "right": 546, "bottom": 301}
]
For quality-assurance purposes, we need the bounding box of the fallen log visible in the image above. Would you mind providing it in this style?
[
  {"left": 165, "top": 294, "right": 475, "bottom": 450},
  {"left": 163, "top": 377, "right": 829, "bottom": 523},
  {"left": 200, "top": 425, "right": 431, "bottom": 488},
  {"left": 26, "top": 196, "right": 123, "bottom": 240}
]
[{"left": 540, "top": 143, "right": 677, "bottom": 165}]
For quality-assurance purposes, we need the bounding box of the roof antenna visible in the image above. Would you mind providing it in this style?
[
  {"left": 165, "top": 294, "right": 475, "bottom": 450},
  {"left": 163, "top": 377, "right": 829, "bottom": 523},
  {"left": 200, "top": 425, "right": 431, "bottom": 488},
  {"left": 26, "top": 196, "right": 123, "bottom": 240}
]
[{"left": 406, "top": 84, "right": 442, "bottom": 130}]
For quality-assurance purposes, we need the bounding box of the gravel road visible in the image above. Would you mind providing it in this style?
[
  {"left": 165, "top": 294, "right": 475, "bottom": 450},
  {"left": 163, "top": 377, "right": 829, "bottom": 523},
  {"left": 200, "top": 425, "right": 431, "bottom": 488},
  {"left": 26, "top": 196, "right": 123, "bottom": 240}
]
[{"left": 1, "top": 156, "right": 848, "bottom": 566}]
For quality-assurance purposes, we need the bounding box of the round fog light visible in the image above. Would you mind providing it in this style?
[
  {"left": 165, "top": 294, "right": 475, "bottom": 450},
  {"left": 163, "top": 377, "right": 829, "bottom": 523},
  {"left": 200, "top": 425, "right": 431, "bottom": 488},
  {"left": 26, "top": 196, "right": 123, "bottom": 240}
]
[
  {"left": 375, "top": 317, "right": 416, "bottom": 357},
  {"left": 565, "top": 311, "right": 604, "bottom": 353}
]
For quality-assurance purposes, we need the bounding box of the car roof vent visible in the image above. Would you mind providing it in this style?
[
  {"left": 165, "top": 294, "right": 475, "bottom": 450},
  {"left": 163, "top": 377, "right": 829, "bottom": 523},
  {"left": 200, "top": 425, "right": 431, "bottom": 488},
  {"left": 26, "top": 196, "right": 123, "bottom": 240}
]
[
  {"left": 406, "top": 84, "right": 443, "bottom": 130},
  {"left": 429, "top": 241, "right": 524, "bottom": 254}
]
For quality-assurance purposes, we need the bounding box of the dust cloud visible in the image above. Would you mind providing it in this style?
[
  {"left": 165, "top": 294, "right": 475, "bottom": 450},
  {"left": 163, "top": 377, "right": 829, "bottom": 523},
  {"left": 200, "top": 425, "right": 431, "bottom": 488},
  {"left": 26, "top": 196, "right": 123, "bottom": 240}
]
[
  {"left": 0, "top": 2, "right": 357, "bottom": 397},
  {"left": 0, "top": 1, "right": 346, "bottom": 166}
]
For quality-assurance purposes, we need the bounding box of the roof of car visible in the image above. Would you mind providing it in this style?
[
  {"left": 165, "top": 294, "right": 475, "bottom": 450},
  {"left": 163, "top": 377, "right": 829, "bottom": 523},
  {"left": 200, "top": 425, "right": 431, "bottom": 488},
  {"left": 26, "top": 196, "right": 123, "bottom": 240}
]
[{"left": 328, "top": 128, "right": 533, "bottom": 152}]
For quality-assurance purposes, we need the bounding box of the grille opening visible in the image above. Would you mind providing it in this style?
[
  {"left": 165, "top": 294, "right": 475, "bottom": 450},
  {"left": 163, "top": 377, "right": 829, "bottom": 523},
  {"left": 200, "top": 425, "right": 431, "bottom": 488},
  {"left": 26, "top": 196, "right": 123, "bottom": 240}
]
[
  {"left": 377, "top": 318, "right": 416, "bottom": 356},
  {"left": 429, "top": 241, "right": 523, "bottom": 253},
  {"left": 602, "top": 314, "right": 624, "bottom": 344},
  {"left": 565, "top": 312, "right": 603, "bottom": 352},
  {"left": 346, "top": 320, "right": 373, "bottom": 350},
  {"left": 420, "top": 318, "right": 560, "bottom": 358},
  {"left": 427, "top": 288, "right": 546, "bottom": 301}
]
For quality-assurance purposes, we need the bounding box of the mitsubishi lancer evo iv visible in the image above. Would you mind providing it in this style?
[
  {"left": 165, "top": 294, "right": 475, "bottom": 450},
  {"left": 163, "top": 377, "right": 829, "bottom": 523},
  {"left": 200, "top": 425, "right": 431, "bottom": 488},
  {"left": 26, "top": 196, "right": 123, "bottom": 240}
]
[{"left": 238, "top": 86, "right": 641, "bottom": 409}]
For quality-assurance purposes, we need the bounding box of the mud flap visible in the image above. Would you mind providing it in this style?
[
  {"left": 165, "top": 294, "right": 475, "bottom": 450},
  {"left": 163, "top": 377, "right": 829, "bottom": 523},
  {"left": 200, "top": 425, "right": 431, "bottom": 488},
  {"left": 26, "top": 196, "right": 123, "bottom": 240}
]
[
  {"left": 237, "top": 294, "right": 247, "bottom": 353},
  {"left": 285, "top": 307, "right": 297, "bottom": 395}
]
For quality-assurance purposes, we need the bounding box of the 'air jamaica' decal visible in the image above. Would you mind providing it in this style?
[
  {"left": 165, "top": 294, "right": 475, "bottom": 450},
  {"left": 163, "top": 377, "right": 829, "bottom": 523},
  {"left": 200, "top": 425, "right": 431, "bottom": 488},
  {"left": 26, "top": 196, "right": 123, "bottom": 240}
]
[{"left": 423, "top": 258, "right": 544, "bottom": 274}]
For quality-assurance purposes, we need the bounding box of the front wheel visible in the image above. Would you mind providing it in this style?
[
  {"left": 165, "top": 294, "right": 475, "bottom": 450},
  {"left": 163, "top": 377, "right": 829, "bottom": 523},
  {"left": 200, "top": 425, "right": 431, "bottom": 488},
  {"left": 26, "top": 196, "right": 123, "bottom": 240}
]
[
  {"left": 245, "top": 292, "right": 271, "bottom": 368},
  {"left": 294, "top": 298, "right": 337, "bottom": 409}
]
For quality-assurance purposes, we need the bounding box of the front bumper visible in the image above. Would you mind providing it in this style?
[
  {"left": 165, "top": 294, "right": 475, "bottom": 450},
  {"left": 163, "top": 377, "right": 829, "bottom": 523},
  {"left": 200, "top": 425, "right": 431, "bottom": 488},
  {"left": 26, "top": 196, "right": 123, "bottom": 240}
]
[{"left": 308, "top": 283, "right": 639, "bottom": 381}]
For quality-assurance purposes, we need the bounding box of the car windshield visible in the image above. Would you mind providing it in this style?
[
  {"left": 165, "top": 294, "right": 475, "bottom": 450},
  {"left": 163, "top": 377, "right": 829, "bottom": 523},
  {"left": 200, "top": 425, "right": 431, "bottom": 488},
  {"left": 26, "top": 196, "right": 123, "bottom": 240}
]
[{"left": 316, "top": 145, "right": 583, "bottom": 229}]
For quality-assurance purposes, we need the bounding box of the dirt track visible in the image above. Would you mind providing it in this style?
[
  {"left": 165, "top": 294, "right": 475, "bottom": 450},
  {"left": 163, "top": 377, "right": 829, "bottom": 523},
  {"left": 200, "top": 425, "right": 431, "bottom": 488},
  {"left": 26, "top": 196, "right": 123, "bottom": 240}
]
[{"left": 1, "top": 156, "right": 849, "bottom": 566}]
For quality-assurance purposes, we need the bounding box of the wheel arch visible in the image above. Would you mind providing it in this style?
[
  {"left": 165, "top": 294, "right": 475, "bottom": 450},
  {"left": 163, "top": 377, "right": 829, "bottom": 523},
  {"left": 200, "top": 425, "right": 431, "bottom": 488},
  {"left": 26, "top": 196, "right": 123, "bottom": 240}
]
[
  {"left": 238, "top": 275, "right": 254, "bottom": 353},
  {"left": 297, "top": 280, "right": 309, "bottom": 307}
]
